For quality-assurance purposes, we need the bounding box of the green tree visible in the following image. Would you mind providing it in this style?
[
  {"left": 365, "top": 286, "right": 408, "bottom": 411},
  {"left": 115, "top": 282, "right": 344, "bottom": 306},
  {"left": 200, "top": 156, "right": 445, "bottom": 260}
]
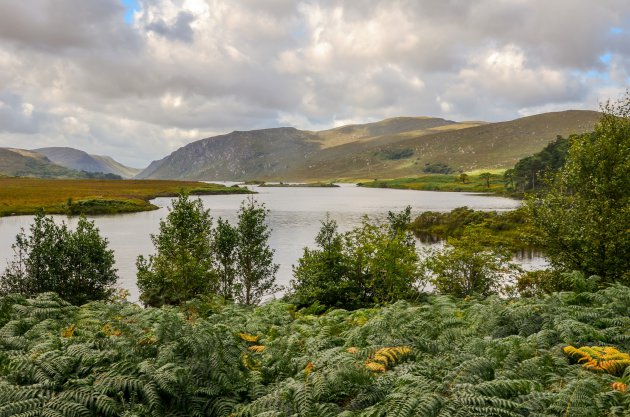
[
  {"left": 527, "top": 94, "right": 630, "bottom": 283},
  {"left": 212, "top": 217, "right": 239, "bottom": 300},
  {"left": 137, "top": 193, "right": 216, "bottom": 307},
  {"left": 458, "top": 171, "right": 469, "bottom": 184},
  {"left": 479, "top": 172, "right": 492, "bottom": 188},
  {"left": 291, "top": 215, "right": 351, "bottom": 308},
  {"left": 423, "top": 227, "right": 519, "bottom": 298},
  {"left": 0, "top": 212, "right": 117, "bottom": 304},
  {"left": 234, "top": 198, "right": 279, "bottom": 305},
  {"left": 291, "top": 207, "right": 421, "bottom": 309}
]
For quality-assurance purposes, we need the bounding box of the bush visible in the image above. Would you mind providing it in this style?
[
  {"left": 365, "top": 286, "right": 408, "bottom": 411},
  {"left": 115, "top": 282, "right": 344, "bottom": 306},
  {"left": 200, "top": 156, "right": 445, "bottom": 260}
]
[
  {"left": 137, "top": 193, "right": 216, "bottom": 307},
  {"left": 423, "top": 227, "right": 520, "bottom": 297},
  {"left": 0, "top": 212, "right": 118, "bottom": 304},
  {"left": 422, "top": 162, "right": 454, "bottom": 174},
  {"left": 291, "top": 207, "right": 422, "bottom": 309}
]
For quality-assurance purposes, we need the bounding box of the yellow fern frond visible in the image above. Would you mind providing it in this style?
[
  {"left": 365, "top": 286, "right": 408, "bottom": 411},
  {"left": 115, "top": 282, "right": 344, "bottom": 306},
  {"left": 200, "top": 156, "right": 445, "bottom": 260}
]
[
  {"left": 611, "top": 382, "right": 627, "bottom": 392},
  {"left": 564, "top": 345, "right": 630, "bottom": 376},
  {"left": 101, "top": 323, "right": 121, "bottom": 337},
  {"left": 61, "top": 324, "right": 76, "bottom": 338},
  {"left": 239, "top": 332, "right": 259, "bottom": 343},
  {"left": 346, "top": 347, "right": 358, "bottom": 354},
  {"left": 365, "top": 346, "right": 411, "bottom": 372},
  {"left": 248, "top": 345, "right": 266, "bottom": 353},
  {"left": 365, "top": 361, "right": 386, "bottom": 372},
  {"left": 304, "top": 361, "right": 314, "bottom": 376}
]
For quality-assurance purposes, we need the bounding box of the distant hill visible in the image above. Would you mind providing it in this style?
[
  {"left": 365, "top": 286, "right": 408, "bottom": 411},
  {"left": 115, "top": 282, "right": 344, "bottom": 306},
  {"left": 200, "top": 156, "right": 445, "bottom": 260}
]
[
  {"left": 0, "top": 148, "right": 85, "bottom": 178},
  {"left": 136, "top": 117, "right": 480, "bottom": 180},
  {"left": 137, "top": 110, "right": 600, "bottom": 181},
  {"left": 34, "top": 147, "right": 141, "bottom": 178}
]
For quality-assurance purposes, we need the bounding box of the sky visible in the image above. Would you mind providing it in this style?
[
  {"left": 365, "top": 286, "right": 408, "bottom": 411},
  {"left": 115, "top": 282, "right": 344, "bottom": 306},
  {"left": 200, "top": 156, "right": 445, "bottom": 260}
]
[{"left": 0, "top": 0, "right": 628, "bottom": 167}]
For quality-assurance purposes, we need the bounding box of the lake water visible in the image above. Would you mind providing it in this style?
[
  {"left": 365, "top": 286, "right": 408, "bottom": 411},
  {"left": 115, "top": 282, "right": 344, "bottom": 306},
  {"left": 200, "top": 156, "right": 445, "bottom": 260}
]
[{"left": 0, "top": 184, "right": 531, "bottom": 301}]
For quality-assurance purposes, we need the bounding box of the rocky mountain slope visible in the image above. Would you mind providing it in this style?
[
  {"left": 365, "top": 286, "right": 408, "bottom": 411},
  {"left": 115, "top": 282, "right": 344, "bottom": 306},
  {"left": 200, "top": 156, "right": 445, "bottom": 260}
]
[{"left": 137, "top": 111, "right": 600, "bottom": 181}]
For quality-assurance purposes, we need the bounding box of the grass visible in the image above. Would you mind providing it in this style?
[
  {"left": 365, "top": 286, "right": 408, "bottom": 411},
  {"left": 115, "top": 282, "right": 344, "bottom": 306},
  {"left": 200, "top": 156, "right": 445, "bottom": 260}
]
[
  {"left": 357, "top": 172, "right": 511, "bottom": 194},
  {"left": 0, "top": 177, "right": 251, "bottom": 216}
]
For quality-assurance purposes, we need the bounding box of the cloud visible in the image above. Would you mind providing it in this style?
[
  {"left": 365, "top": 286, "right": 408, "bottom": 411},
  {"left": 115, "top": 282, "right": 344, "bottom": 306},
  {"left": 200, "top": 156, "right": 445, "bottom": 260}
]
[
  {"left": 146, "top": 11, "right": 196, "bottom": 43},
  {"left": 0, "top": 0, "right": 628, "bottom": 166}
]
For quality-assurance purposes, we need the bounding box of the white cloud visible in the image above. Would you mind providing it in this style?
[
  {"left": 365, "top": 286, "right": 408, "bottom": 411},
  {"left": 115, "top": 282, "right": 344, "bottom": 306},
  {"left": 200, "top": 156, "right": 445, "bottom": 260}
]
[{"left": 0, "top": 0, "right": 627, "bottom": 166}]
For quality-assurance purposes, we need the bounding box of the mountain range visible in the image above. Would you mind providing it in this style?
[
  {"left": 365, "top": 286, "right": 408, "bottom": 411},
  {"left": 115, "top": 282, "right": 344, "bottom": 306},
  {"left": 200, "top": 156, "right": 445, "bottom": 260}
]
[
  {"left": 136, "top": 110, "right": 600, "bottom": 181},
  {"left": 0, "top": 110, "right": 601, "bottom": 181},
  {"left": 0, "top": 147, "right": 139, "bottom": 179},
  {"left": 34, "top": 147, "right": 140, "bottom": 178}
]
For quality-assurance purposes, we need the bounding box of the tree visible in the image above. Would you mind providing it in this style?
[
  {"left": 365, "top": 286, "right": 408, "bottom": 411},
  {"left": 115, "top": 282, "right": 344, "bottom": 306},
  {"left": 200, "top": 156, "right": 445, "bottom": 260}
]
[
  {"left": 212, "top": 217, "right": 239, "bottom": 300},
  {"left": 291, "top": 207, "right": 421, "bottom": 309},
  {"left": 234, "top": 198, "right": 279, "bottom": 305},
  {"left": 527, "top": 94, "right": 630, "bottom": 284},
  {"left": 423, "top": 227, "right": 519, "bottom": 298},
  {"left": 291, "top": 215, "right": 351, "bottom": 308},
  {"left": 458, "top": 171, "right": 469, "bottom": 184},
  {"left": 479, "top": 172, "right": 492, "bottom": 188},
  {"left": 0, "top": 212, "right": 117, "bottom": 304},
  {"left": 137, "top": 193, "right": 216, "bottom": 307},
  {"left": 512, "top": 135, "right": 569, "bottom": 192}
]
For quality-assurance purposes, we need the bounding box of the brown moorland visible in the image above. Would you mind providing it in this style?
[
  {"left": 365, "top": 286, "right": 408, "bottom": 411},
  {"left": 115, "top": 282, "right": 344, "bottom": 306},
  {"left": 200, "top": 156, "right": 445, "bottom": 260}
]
[{"left": 0, "top": 177, "right": 251, "bottom": 216}]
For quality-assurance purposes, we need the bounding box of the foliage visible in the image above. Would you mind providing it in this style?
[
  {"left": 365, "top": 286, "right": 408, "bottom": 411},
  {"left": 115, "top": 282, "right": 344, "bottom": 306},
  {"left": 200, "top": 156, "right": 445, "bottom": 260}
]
[
  {"left": 508, "top": 135, "right": 570, "bottom": 192},
  {"left": 423, "top": 227, "right": 520, "bottom": 297},
  {"left": 479, "top": 172, "right": 492, "bottom": 188},
  {"left": 0, "top": 212, "right": 118, "bottom": 305},
  {"left": 137, "top": 194, "right": 216, "bottom": 307},
  {"left": 376, "top": 147, "right": 414, "bottom": 160},
  {"left": 234, "top": 198, "right": 279, "bottom": 306},
  {"left": 410, "top": 206, "right": 534, "bottom": 251},
  {"left": 1, "top": 284, "right": 630, "bottom": 416},
  {"left": 291, "top": 208, "right": 422, "bottom": 309},
  {"left": 563, "top": 346, "right": 630, "bottom": 376},
  {"left": 213, "top": 217, "right": 239, "bottom": 301},
  {"left": 527, "top": 94, "right": 630, "bottom": 284},
  {"left": 422, "top": 162, "right": 454, "bottom": 174}
]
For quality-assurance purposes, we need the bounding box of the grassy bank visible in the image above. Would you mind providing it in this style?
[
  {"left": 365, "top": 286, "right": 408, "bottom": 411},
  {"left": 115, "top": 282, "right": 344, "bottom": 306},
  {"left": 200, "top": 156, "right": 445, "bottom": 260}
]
[
  {"left": 357, "top": 171, "right": 511, "bottom": 194},
  {"left": 0, "top": 177, "right": 251, "bottom": 216}
]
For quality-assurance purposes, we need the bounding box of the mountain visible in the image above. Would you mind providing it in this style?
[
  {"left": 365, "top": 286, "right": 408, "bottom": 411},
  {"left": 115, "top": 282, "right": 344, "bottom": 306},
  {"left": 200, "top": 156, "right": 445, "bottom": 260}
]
[
  {"left": 0, "top": 148, "right": 85, "bottom": 178},
  {"left": 34, "top": 147, "right": 141, "bottom": 179},
  {"left": 137, "top": 110, "right": 601, "bottom": 181}
]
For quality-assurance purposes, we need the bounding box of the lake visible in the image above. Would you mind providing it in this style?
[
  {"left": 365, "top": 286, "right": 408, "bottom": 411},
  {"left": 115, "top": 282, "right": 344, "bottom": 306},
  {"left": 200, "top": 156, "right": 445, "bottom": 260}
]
[{"left": 0, "top": 184, "right": 530, "bottom": 301}]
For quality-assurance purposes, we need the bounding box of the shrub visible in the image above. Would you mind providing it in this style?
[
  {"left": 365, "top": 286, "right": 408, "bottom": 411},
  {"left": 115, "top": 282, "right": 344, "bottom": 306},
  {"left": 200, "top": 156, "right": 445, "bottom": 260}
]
[{"left": 0, "top": 212, "right": 117, "bottom": 304}]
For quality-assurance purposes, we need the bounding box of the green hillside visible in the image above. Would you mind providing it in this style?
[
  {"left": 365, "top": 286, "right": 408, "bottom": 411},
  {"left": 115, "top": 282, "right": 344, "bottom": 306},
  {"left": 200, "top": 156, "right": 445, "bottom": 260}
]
[
  {"left": 35, "top": 147, "right": 141, "bottom": 178},
  {"left": 137, "top": 111, "right": 600, "bottom": 181},
  {"left": 0, "top": 148, "right": 85, "bottom": 178}
]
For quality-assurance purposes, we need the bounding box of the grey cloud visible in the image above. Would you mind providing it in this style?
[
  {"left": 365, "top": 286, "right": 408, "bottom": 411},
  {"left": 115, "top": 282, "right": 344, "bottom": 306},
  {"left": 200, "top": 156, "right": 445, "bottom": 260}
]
[
  {"left": 146, "top": 11, "right": 196, "bottom": 43},
  {"left": 0, "top": 91, "right": 46, "bottom": 134},
  {"left": 0, "top": 0, "right": 140, "bottom": 52}
]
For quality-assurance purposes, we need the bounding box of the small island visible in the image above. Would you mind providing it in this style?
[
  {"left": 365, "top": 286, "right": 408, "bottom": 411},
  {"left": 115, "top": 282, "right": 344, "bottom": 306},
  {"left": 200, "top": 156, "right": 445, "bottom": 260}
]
[
  {"left": 0, "top": 177, "right": 252, "bottom": 216},
  {"left": 257, "top": 181, "right": 339, "bottom": 188}
]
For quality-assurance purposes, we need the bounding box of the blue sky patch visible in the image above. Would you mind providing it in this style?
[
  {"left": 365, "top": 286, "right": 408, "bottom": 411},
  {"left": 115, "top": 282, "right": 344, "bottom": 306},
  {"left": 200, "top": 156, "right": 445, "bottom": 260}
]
[
  {"left": 121, "top": 0, "right": 139, "bottom": 24},
  {"left": 599, "top": 53, "right": 612, "bottom": 64}
]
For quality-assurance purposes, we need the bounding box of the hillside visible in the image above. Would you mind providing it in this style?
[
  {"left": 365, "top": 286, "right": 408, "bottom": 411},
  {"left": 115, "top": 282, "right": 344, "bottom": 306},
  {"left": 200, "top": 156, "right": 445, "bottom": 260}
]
[
  {"left": 35, "top": 147, "right": 141, "bottom": 178},
  {"left": 137, "top": 117, "right": 481, "bottom": 180},
  {"left": 0, "top": 148, "right": 85, "bottom": 178},
  {"left": 137, "top": 111, "right": 600, "bottom": 181}
]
